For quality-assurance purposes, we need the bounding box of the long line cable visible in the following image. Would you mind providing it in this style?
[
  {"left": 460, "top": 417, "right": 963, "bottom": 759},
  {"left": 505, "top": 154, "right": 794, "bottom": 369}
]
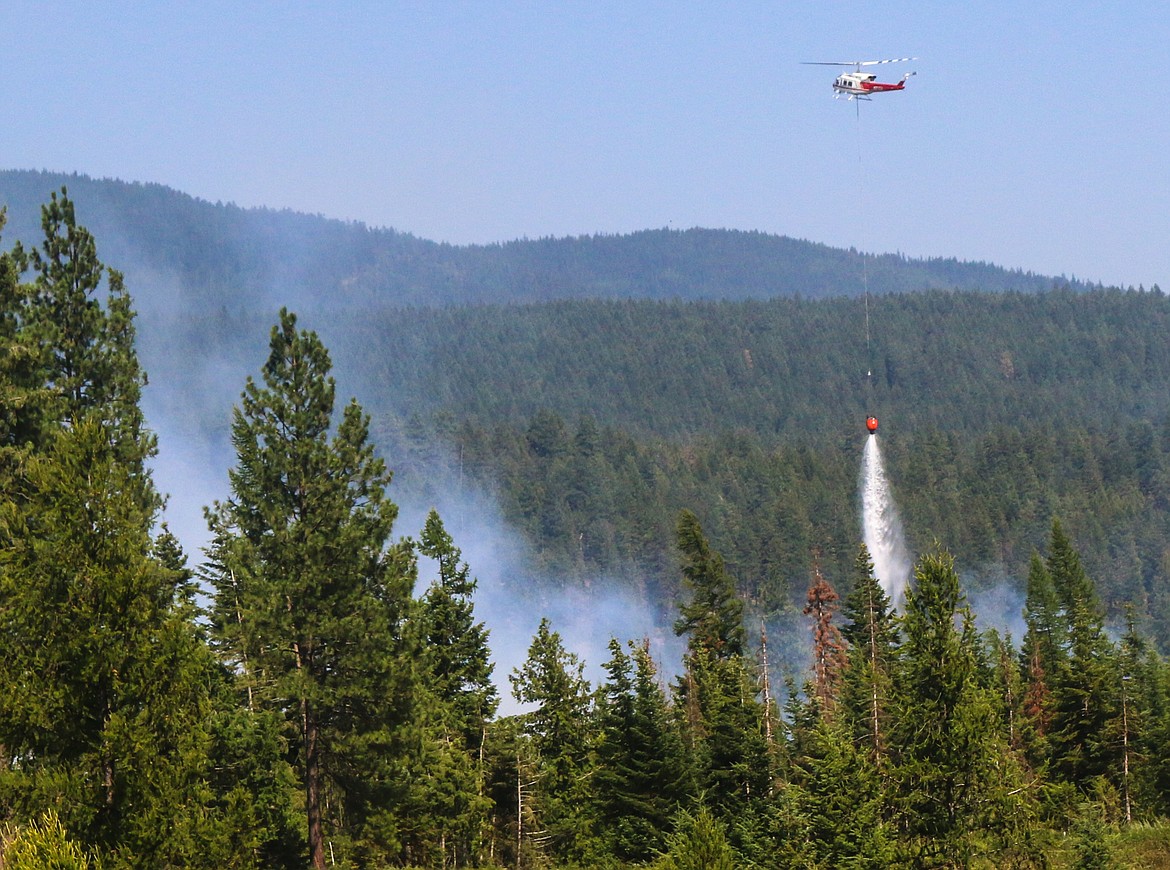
[{"left": 857, "top": 98, "right": 872, "bottom": 379}]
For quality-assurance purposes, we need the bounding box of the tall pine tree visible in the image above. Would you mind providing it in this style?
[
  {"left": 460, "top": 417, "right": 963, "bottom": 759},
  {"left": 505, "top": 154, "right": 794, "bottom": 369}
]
[
  {"left": 839, "top": 543, "right": 899, "bottom": 766},
  {"left": 401, "top": 510, "right": 498, "bottom": 867},
  {"left": 1045, "top": 521, "right": 1120, "bottom": 788},
  {"left": 0, "top": 192, "right": 220, "bottom": 865},
  {"left": 205, "top": 309, "right": 414, "bottom": 869}
]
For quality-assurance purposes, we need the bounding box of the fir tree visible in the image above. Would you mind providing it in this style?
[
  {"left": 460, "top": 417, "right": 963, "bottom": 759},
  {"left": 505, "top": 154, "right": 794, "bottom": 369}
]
[
  {"left": 404, "top": 510, "right": 498, "bottom": 867},
  {"left": 892, "top": 548, "right": 1030, "bottom": 865},
  {"left": 1019, "top": 552, "right": 1066, "bottom": 767},
  {"left": 416, "top": 510, "right": 498, "bottom": 751},
  {"left": 787, "top": 717, "right": 895, "bottom": 868},
  {"left": 671, "top": 511, "right": 770, "bottom": 843},
  {"left": 839, "top": 543, "right": 899, "bottom": 766},
  {"left": 652, "top": 806, "right": 739, "bottom": 870},
  {"left": 509, "top": 618, "right": 596, "bottom": 864},
  {"left": 1045, "top": 521, "right": 1120, "bottom": 787},
  {"left": 674, "top": 509, "right": 745, "bottom": 658},
  {"left": 594, "top": 638, "right": 691, "bottom": 862}
]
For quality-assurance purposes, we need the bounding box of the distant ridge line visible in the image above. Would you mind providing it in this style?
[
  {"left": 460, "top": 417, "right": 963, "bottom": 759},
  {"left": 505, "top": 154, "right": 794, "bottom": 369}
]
[{"left": 0, "top": 168, "right": 1104, "bottom": 313}]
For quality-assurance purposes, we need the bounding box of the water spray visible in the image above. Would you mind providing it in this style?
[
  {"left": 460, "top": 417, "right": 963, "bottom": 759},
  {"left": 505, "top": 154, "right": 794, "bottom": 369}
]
[{"left": 860, "top": 435, "right": 911, "bottom": 607}]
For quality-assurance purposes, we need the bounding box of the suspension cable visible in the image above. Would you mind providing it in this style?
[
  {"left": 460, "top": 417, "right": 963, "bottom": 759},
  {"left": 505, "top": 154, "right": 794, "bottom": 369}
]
[{"left": 857, "top": 98, "right": 872, "bottom": 379}]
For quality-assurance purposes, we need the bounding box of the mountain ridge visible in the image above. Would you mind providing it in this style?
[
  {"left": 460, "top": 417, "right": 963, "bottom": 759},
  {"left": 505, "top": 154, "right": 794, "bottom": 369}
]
[{"left": 0, "top": 169, "right": 1099, "bottom": 315}]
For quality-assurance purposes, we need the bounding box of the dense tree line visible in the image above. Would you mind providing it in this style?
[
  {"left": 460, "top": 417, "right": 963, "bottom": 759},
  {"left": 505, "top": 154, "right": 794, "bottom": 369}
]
[
  {"left": 4, "top": 193, "right": 1170, "bottom": 867},
  {"left": 383, "top": 408, "right": 1170, "bottom": 652},
  {"left": 332, "top": 288, "right": 1170, "bottom": 443}
]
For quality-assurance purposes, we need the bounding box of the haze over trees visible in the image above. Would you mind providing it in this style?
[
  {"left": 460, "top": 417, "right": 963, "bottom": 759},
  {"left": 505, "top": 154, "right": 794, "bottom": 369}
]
[{"left": 2, "top": 186, "right": 1170, "bottom": 866}]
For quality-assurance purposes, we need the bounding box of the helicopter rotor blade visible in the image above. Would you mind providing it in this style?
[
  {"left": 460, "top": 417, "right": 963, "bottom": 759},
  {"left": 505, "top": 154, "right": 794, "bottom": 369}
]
[
  {"left": 857, "top": 57, "right": 917, "bottom": 66},
  {"left": 802, "top": 57, "right": 917, "bottom": 71}
]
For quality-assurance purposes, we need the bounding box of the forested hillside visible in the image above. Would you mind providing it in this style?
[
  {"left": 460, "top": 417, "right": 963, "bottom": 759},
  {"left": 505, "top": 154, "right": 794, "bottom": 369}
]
[
  {"left": 4, "top": 171, "right": 1169, "bottom": 645},
  {"left": 326, "top": 289, "right": 1170, "bottom": 439},
  {"left": 321, "top": 290, "right": 1170, "bottom": 649},
  {"left": 3, "top": 189, "right": 1170, "bottom": 867}
]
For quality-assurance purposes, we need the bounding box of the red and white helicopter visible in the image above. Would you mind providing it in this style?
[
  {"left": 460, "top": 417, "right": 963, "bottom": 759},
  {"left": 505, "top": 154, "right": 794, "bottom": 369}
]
[{"left": 804, "top": 57, "right": 917, "bottom": 99}]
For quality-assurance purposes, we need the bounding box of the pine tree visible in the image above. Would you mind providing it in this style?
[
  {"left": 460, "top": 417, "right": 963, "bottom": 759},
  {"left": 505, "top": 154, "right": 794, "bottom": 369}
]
[
  {"left": 205, "top": 309, "right": 414, "bottom": 869},
  {"left": 416, "top": 510, "right": 498, "bottom": 751},
  {"left": 0, "top": 194, "right": 223, "bottom": 865},
  {"left": 1136, "top": 637, "right": 1170, "bottom": 817},
  {"left": 674, "top": 509, "right": 745, "bottom": 658},
  {"left": 671, "top": 510, "right": 770, "bottom": 845},
  {"left": 787, "top": 717, "right": 895, "bottom": 868},
  {"left": 22, "top": 189, "right": 153, "bottom": 475},
  {"left": 0, "top": 420, "right": 216, "bottom": 864},
  {"left": 0, "top": 210, "right": 46, "bottom": 452},
  {"left": 1019, "top": 552, "right": 1066, "bottom": 767},
  {"left": 652, "top": 806, "right": 739, "bottom": 870}
]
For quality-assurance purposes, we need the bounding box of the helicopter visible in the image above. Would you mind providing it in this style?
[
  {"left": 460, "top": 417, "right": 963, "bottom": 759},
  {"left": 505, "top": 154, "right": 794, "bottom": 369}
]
[{"left": 803, "top": 58, "right": 917, "bottom": 99}]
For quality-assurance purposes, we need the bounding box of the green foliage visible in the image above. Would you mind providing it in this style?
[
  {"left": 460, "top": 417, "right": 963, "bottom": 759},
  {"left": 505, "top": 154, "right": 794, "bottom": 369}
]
[
  {"left": 674, "top": 510, "right": 746, "bottom": 658},
  {"left": 671, "top": 513, "right": 771, "bottom": 846},
  {"left": 594, "top": 639, "right": 692, "bottom": 862},
  {"left": 651, "top": 806, "right": 739, "bottom": 870},
  {"left": 0, "top": 193, "right": 222, "bottom": 866},
  {"left": 785, "top": 717, "right": 896, "bottom": 868},
  {"left": 509, "top": 619, "right": 597, "bottom": 864},
  {"left": 7, "top": 179, "right": 1170, "bottom": 869},
  {"left": 1044, "top": 522, "right": 1122, "bottom": 786},
  {"left": 892, "top": 549, "right": 1028, "bottom": 865},
  {"left": 416, "top": 510, "right": 499, "bottom": 747},
  {"left": 21, "top": 188, "right": 154, "bottom": 479},
  {"left": 402, "top": 511, "right": 498, "bottom": 867},
  {"left": 1109, "top": 819, "right": 1170, "bottom": 868},
  {"left": 0, "top": 811, "right": 96, "bottom": 869},
  {"left": 838, "top": 544, "right": 900, "bottom": 764},
  {"left": 1070, "top": 803, "right": 1115, "bottom": 870},
  {"left": 204, "top": 308, "right": 414, "bottom": 868},
  {"left": 386, "top": 398, "right": 1170, "bottom": 658}
]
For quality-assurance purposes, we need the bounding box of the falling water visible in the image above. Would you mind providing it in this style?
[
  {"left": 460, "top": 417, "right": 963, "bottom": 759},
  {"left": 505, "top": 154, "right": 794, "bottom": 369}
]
[{"left": 860, "top": 436, "right": 911, "bottom": 607}]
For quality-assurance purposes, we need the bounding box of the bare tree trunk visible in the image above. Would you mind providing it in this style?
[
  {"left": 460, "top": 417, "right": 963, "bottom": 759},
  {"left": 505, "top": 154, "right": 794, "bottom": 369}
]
[
  {"left": 292, "top": 619, "right": 326, "bottom": 870},
  {"left": 305, "top": 699, "right": 326, "bottom": 870}
]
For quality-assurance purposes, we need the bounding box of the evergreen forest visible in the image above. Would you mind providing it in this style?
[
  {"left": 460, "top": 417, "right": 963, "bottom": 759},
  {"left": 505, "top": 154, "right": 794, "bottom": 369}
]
[{"left": 3, "top": 185, "right": 1170, "bottom": 867}]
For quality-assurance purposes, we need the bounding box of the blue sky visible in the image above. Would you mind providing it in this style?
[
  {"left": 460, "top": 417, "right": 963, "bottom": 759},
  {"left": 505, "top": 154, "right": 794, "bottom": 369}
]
[{"left": 3, "top": 1, "right": 1167, "bottom": 289}]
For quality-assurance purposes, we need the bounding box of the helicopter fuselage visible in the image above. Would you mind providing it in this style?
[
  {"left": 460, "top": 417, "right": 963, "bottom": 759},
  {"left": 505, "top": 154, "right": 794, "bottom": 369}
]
[{"left": 833, "top": 72, "right": 908, "bottom": 97}]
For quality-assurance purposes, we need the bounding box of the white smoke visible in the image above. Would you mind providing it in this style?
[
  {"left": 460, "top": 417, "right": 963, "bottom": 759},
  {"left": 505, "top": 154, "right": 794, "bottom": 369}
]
[
  {"left": 860, "top": 435, "right": 911, "bottom": 607},
  {"left": 399, "top": 475, "right": 686, "bottom": 717}
]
